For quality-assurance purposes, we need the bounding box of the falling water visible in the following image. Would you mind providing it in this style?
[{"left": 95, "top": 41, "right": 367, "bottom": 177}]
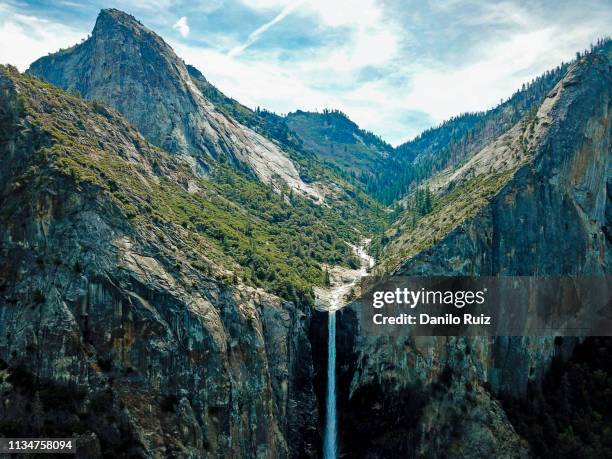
[
  {"left": 323, "top": 309, "right": 337, "bottom": 459},
  {"left": 318, "top": 240, "right": 374, "bottom": 458}
]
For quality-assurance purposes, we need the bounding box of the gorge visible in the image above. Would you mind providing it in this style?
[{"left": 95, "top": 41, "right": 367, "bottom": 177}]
[{"left": 0, "top": 6, "right": 610, "bottom": 458}]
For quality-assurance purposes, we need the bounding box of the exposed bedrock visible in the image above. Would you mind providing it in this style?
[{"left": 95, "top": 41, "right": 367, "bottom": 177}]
[
  {"left": 336, "top": 51, "right": 611, "bottom": 457},
  {"left": 0, "top": 177, "right": 320, "bottom": 458},
  {"left": 0, "top": 70, "right": 319, "bottom": 458}
]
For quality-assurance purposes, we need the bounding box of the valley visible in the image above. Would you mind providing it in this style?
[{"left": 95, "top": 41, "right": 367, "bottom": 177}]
[{"left": 0, "top": 6, "right": 610, "bottom": 458}]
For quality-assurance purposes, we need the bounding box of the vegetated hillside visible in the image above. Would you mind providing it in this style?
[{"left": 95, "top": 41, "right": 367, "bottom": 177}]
[
  {"left": 269, "top": 45, "right": 587, "bottom": 206},
  {"left": 365, "top": 49, "right": 590, "bottom": 204},
  {"left": 3, "top": 65, "right": 382, "bottom": 309},
  {"left": 337, "top": 43, "right": 611, "bottom": 457},
  {"left": 0, "top": 65, "right": 386, "bottom": 455},
  {"left": 285, "top": 109, "right": 393, "bottom": 181},
  {"left": 381, "top": 40, "right": 611, "bottom": 273}
]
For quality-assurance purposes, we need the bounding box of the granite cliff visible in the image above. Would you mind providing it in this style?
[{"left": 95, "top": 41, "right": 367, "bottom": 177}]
[
  {"left": 0, "top": 66, "right": 319, "bottom": 457},
  {"left": 336, "top": 45, "right": 611, "bottom": 457}
]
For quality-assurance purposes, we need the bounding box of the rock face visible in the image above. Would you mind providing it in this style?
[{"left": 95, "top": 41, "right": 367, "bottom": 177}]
[
  {"left": 0, "top": 66, "right": 318, "bottom": 458},
  {"left": 338, "top": 48, "right": 611, "bottom": 457},
  {"left": 27, "top": 9, "right": 317, "bottom": 197},
  {"left": 3, "top": 6, "right": 610, "bottom": 457}
]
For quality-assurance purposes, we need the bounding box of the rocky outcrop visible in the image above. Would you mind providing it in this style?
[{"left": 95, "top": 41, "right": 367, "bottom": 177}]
[
  {"left": 338, "top": 48, "right": 611, "bottom": 457},
  {"left": 0, "top": 66, "right": 318, "bottom": 458},
  {"left": 27, "top": 9, "right": 319, "bottom": 198}
]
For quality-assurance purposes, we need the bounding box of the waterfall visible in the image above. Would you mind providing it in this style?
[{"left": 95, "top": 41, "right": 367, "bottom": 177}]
[
  {"left": 323, "top": 309, "right": 337, "bottom": 459},
  {"left": 318, "top": 239, "right": 373, "bottom": 458}
]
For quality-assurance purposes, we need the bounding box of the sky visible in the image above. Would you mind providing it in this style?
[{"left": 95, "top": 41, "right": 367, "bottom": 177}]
[{"left": 0, "top": 0, "right": 610, "bottom": 145}]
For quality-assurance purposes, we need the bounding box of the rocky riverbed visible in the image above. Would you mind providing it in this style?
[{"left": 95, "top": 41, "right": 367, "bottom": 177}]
[{"left": 314, "top": 240, "right": 374, "bottom": 312}]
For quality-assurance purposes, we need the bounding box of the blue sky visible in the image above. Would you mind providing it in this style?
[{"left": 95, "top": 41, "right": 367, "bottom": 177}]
[{"left": 1, "top": 0, "right": 611, "bottom": 145}]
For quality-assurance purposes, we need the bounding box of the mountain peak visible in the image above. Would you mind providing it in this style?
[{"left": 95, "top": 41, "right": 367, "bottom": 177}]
[
  {"left": 27, "top": 9, "right": 320, "bottom": 198},
  {"left": 94, "top": 8, "right": 143, "bottom": 31},
  {"left": 91, "top": 8, "right": 164, "bottom": 47}
]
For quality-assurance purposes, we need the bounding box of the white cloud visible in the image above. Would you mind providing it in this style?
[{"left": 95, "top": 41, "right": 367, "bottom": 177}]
[
  {"left": 173, "top": 16, "right": 190, "bottom": 37},
  {"left": 401, "top": 23, "right": 608, "bottom": 125},
  {"left": 0, "top": 9, "right": 86, "bottom": 71},
  {"left": 219, "top": 0, "right": 408, "bottom": 139},
  {"left": 229, "top": 0, "right": 304, "bottom": 56},
  {"left": 227, "top": 0, "right": 612, "bottom": 143},
  {"left": 2, "top": 1, "right": 611, "bottom": 145},
  {"left": 116, "top": 0, "right": 178, "bottom": 12},
  {"left": 239, "top": 0, "right": 383, "bottom": 28}
]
